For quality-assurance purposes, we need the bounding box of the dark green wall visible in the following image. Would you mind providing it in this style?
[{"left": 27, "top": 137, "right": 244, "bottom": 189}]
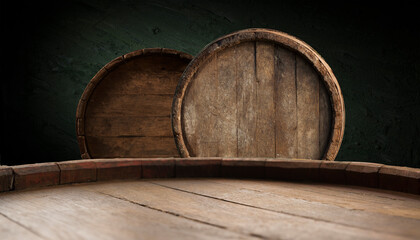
[{"left": 2, "top": 0, "right": 419, "bottom": 167}]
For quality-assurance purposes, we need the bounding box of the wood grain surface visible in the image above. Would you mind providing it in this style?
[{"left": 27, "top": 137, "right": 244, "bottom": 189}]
[
  {"left": 2, "top": 158, "right": 419, "bottom": 195},
  {"left": 1, "top": 179, "right": 419, "bottom": 240},
  {"left": 77, "top": 48, "right": 192, "bottom": 159},
  {"left": 173, "top": 29, "right": 345, "bottom": 160}
]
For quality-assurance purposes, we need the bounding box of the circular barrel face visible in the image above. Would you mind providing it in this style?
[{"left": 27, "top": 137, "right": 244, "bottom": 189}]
[
  {"left": 172, "top": 29, "right": 345, "bottom": 160},
  {"left": 77, "top": 48, "right": 193, "bottom": 159}
]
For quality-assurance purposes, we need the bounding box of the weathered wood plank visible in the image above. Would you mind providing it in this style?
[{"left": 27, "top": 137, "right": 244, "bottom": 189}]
[
  {"left": 95, "top": 55, "right": 187, "bottom": 95},
  {"left": 85, "top": 136, "right": 178, "bottom": 158},
  {"left": 0, "top": 214, "right": 44, "bottom": 240},
  {"left": 236, "top": 42, "right": 257, "bottom": 157},
  {"left": 207, "top": 179, "right": 420, "bottom": 220},
  {"left": 379, "top": 166, "right": 420, "bottom": 194},
  {"left": 297, "top": 55, "right": 320, "bottom": 159},
  {"left": 181, "top": 74, "right": 199, "bottom": 156},
  {"left": 13, "top": 163, "right": 60, "bottom": 190},
  {"left": 255, "top": 42, "right": 275, "bottom": 157},
  {"left": 190, "top": 56, "right": 219, "bottom": 156},
  {"left": 313, "top": 183, "right": 420, "bottom": 210},
  {"left": 94, "top": 73, "right": 180, "bottom": 95},
  {"left": 85, "top": 116, "right": 172, "bottom": 137},
  {"left": 319, "top": 81, "right": 332, "bottom": 158},
  {"left": 153, "top": 179, "right": 420, "bottom": 239},
  {"left": 216, "top": 46, "right": 238, "bottom": 157},
  {"left": 0, "top": 184, "right": 248, "bottom": 240},
  {"left": 95, "top": 159, "right": 142, "bottom": 181},
  {"left": 83, "top": 180, "right": 409, "bottom": 240},
  {"left": 0, "top": 166, "right": 13, "bottom": 192},
  {"left": 86, "top": 94, "right": 173, "bottom": 117},
  {"left": 274, "top": 46, "right": 297, "bottom": 158},
  {"left": 58, "top": 160, "right": 97, "bottom": 184}
]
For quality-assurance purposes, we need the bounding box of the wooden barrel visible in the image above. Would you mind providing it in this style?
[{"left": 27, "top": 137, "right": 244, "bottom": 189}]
[
  {"left": 172, "top": 28, "right": 345, "bottom": 160},
  {"left": 1, "top": 159, "right": 420, "bottom": 239},
  {"left": 76, "top": 48, "right": 193, "bottom": 159}
]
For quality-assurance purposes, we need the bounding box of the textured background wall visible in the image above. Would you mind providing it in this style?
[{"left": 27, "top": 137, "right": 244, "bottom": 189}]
[{"left": 1, "top": 0, "right": 419, "bottom": 167}]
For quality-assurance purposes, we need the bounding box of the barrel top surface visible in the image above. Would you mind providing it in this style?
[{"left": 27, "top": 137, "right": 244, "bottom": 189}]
[
  {"left": 76, "top": 48, "right": 193, "bottom": 159},
  {"left": 1, "top": 157, "right": 420, "bottom": 239},
  {"left": 172, "top": 28, "right": 345, "bottom": 161},
  {"left": 1, "top": 178, "right": 419, "bottom": 240}
]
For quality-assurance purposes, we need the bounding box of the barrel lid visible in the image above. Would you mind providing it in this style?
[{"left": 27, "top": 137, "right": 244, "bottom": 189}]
[
  {"left": 77, "top": 48, "right": 193, "bottom": 159},
  {"left": 172, "top": 28, "right": 345, "bottom": 160}
]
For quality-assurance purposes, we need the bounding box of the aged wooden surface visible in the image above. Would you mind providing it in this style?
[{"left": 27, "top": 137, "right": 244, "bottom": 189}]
[
  {"left": 173, "top": 28, "right": 345, "bottom": 160},
  {"left": 2, "top": 158, "right": 419, "bottom": 195},
  {"left": 1, "top": 179, "right": 419, "bottom": 240},
  {"left": 77, "top": 48, "right": 192, "bottom": 159},
  {"left": 0, "top": 167, "right": 13, "bottom": 192}
]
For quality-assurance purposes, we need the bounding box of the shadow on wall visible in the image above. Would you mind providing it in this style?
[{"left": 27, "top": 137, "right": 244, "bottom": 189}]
[{"left": 1, "top": 0, "right": 419, "bottom": 167}]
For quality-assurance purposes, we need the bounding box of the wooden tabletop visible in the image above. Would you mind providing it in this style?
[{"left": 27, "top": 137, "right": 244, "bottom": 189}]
[{"left": 1, "top": 178, "right": 419, "bottom": 240}]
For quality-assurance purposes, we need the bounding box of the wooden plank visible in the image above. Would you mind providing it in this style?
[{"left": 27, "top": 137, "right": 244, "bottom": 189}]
[
  {"left": 274, "top": 46, "right": 297, "bottom": 158},
  {"left": 0, "top": 184, "right": 248, "bottom": 240},
  {"left": 95, "top": 55, "right": 186, "bottom": 95},
  {"left": 236, "top": 42, "right": 257, "bottom": 157},
  {"left": 154, "top": 179, "right": 420, "bottom": 239},
  {"left": 95, "top": 72, "right": 181, "bottom": 95},
  {"left": 296, "top": 55, "right": 320, "bottom": 159},
  {"left": 85, "top": 116, "right": 172, "bottom": 137},
  {"left": 319, "top": 80, "right": 332, "bottom": 158},
  {"left": 83, "top": 180, "right": 409, "bottom": 240},
  {"left": 265, "top": 158, "right": 321, "bottom": 181},
  {"left": 13, "top": 163, "right": 60, "bottom": 190},
  {"left": 0, "top": 166, "right": 13, "bottom": 192},
  {"left": 0, "top": 214, "right": 44, "bottom": 240},
  {"left": 221, "top": 158, "right": 265, "bottom": 178},
  {"left": 319, "top": 161, "right": 349, "bottom": 183},
  {"left": 85, "top": 136, "right": 178, "bottom": 158},
  {"left": 312, "top": 183, "right": 420, "bottom": 208},
  {"left": 176, "top": 158, "right": 221, "bottom": 178},
  {"left": 58, "top": 160, "right": 97, "bottom": 184},
  {"left": 207, "top": 179, "right": 420, "bottom": 220},
  {"left": 312, "top": 182, "right": 420, "bottom": 206},
  {"left": 216, "top": 46, "right": 237, "bottom": 157},
  {"left": 181, "top": 75, "right": 199, "bottom": 156},
  {"left": 187, "top": 56, "right": 219, "bottom": 156},
  {"left": 95, "top": 159, "right": 142, "bottom": 181},
  {"left": 141, "top": 159, "right": 175, "bottom": 178},
  {"left": 85, "top": 94, "right": 173, "bottom": 117},
  {"left": 198, "top": 57, "right": 218, "bottom": 157},
  {"left": 346, "top": 162, "right": 383, "bottom": 188},
  {"left": 379, "top": 165, "right": 420, "bottom": 194},
  {"left": 255, "top": 42, "right": 275, "bottom": 157}
]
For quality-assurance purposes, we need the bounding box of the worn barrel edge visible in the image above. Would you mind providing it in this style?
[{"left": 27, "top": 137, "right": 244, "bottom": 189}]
[{"left": 0, "top": 159, "right": 418, "bottom": 195}]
